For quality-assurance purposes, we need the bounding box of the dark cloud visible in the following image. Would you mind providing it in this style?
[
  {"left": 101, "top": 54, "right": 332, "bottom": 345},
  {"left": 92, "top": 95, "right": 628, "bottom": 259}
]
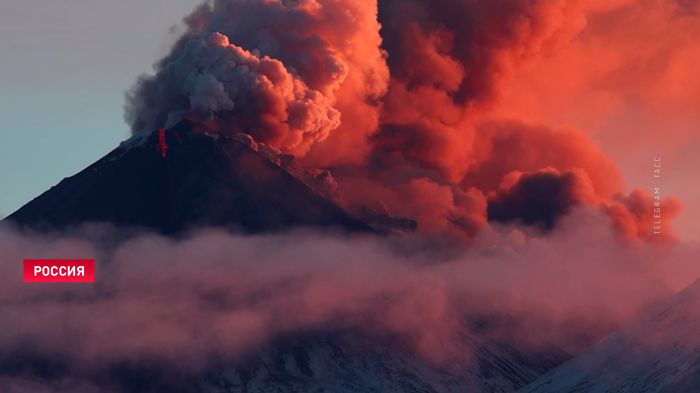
[{"left": 487, "top": 169, "right": 595, "bottom": 231}]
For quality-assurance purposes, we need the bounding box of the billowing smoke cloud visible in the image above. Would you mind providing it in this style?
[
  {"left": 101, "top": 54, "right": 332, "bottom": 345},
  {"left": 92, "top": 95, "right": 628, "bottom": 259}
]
[
  {"left": 125, "top": 0, "right": 688, "bottom": 242},
  {"left": 1, "top": 217, "right": 698, "bottom": 391},
  {"left": 487, "top": 168, "right": 597, "bottom": 230},
  {"left": 492, "top": 0, "right": 700, "bottom": 238},
  {"left": 125, "top": 0, "right": 388, "bottom": 157},
  {"left": 125, "top": 31, "right": 341, "bottom": 156}
]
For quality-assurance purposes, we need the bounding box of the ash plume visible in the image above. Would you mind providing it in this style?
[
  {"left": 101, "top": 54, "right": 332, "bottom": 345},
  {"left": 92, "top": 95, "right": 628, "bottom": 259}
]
[
  {"left": 487, "top": 168, "right": 596, "bottom": 231},
  {"left": 125, "top": 0, "right": 689, "bottom": 243}
]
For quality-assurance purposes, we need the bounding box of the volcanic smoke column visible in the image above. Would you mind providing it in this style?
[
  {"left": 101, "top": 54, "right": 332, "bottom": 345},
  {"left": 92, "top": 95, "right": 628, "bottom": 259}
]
[
  {"left": 125, "top": 0, "right": 681, "bottom": 242},
  {"left": 126, "top": 29, "right": 344, "bottom": 157}
]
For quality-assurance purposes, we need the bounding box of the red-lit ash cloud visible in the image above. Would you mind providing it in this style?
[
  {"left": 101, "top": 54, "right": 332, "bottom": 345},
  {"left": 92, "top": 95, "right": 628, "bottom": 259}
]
[{"left": 124, "top": 0, "right": 692, "bottom": 243}]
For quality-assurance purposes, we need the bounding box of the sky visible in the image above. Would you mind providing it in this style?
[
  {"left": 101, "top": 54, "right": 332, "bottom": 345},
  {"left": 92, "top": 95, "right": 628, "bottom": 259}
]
[
  {"left": 0, "top": 0, "right": 201, "bottom": 218},
  {"left": 0, "top": 0, "right": 698, "bottom": 243}
]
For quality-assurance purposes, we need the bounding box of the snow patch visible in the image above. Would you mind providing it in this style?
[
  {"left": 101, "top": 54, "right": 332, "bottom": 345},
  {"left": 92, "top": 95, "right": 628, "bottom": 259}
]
[{"left": 119, "top": 129, "right": 152, "bottom": 150}]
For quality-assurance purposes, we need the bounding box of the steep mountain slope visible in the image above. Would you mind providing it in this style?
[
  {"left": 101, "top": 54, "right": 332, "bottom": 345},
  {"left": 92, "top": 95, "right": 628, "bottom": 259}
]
[
  {"left": 518, "top": 279, "right": 700, "bottom": 393},
  {"left": 1, "top": 122, "right": 572, "bottom": 393},
  {"left": 4, "top": 121, "right": 372, "bottom": 235},
  {"left": 202, "top": 329, "right": 570, "bottom": 393}
]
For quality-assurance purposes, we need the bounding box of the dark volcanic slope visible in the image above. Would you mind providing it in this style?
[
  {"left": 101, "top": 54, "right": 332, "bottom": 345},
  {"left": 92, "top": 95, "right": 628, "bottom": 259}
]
[
  {"left": 202, "top": 328, "right": 571, "bottom": 393},
  {"left": 5, "top": 121, "right": 372, "bottom": 235},
  {"left": 518, "top": 280, "right": 700, "bottom": 393}
]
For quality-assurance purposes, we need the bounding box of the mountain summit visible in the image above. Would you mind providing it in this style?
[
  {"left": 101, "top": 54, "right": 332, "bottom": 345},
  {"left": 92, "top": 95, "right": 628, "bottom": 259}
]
[
  {"left": 4, "top": 120, "right": 372, "bottom": 235},
  {"left": 0, "top": 121, "right": 576, "bottom": 393}
]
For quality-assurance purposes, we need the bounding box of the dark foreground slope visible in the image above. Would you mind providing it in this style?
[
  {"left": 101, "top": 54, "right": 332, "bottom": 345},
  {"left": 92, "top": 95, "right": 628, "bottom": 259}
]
[
  {"left": 201, "top": 330, "right": 570, "bottom": 393},
  {"left": 4, "top": 121, "right": 372, "bottom": 235},
  {"left": 0, "top": 327, "right": 569, "bottom": 393},
  {"left": 518, "top": 279, "right": 700, "bottom": 393}
]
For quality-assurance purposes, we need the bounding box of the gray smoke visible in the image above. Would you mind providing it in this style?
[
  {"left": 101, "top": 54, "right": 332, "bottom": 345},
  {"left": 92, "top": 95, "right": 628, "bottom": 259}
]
[{"left": 125, "top": 31, "right": 343, "bottom": 156}]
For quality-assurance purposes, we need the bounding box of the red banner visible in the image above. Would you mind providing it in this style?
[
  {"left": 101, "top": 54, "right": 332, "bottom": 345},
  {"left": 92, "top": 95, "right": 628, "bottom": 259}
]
[{"left": 23, "top": 260, "right": 95, "bottom": 283}]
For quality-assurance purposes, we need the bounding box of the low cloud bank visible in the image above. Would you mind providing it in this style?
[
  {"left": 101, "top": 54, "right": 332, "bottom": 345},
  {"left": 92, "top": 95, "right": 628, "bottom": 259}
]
[{"left": 0, "top": 210, "right": 697, "bottom": 392}]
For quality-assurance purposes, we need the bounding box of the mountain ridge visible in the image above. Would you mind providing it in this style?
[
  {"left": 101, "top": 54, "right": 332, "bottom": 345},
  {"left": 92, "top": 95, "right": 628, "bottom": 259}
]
[
  {"left": 0, "top": 121, "right": 574, "bottom": 393},
  {"left": 517, "top": 279, "right": 700, "bottom": 393},
  {"left": 3, "top": 121, "right": 373, "bottom": 236}
]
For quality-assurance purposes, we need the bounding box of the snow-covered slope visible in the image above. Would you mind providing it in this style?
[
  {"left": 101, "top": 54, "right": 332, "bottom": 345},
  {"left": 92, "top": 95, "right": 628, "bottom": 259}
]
[
  {"left": 517, "top": 279, "right": 700, "bottom": 393},
  {"left": 202, "top": 328, "right": 570, "bottom": 393}
]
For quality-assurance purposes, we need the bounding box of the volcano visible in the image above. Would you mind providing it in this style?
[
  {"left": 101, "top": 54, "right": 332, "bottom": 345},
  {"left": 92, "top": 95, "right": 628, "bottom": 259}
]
[
  {"left": 4, "top": 120, "right": 372, "bottom": 235},
  {"left": 517, "top": 280, "right": 700, "bottom": 393},
  {"left": 1, "top": 121, "right": 574, "bottom": 393}
]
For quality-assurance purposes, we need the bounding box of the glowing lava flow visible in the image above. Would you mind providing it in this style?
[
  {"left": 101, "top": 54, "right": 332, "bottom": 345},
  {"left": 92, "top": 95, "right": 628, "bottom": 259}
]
[{"left": 156, "top": 129, "right": 168, "bottom": 158}]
